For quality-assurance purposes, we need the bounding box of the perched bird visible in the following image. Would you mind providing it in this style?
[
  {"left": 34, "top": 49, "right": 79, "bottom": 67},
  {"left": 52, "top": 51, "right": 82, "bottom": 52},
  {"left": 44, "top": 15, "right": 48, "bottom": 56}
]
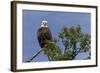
[
  {"left": 37, "top": 20, "right": 52, "bottom": 48},
  {"left": 26, "top": 20, "right": 52, "bottom": 62}
]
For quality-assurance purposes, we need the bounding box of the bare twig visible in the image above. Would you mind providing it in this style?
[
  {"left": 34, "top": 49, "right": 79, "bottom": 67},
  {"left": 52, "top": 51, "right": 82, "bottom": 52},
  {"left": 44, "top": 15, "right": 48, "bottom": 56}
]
[{"left": 25, "top": 49, "right": 42, "bottom": 62}]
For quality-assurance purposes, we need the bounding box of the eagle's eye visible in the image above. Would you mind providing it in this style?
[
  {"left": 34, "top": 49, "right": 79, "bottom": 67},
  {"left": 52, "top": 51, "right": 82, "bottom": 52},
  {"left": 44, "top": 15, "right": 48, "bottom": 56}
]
[{"left": 41, "top": 20, "right": 48, "bottom": 27}]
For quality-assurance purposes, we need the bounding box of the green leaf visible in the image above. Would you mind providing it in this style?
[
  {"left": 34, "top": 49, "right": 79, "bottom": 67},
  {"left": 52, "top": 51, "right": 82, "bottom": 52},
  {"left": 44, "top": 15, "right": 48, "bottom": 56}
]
[
  {"left": 58, "top": 32, "right": 64, "bottom": 38},
  {"left": 54, "top": 51, "right": 74, "bottom": 60}
]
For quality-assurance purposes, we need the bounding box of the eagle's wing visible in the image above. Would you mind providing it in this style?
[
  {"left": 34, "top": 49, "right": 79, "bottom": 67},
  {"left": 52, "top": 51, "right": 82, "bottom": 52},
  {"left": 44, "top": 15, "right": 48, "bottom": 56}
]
[
  {"left": 45, "top": 28, "right": 52, "bottom": 40},
  {"left": 37, "top": 27, "right": 52, "bottom": 48}
]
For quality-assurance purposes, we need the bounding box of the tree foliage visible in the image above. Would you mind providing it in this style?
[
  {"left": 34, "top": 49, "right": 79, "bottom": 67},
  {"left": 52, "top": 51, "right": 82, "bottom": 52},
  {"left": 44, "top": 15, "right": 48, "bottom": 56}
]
[{"left": 42, "top": 25, "right": 91, "bottom": 61}]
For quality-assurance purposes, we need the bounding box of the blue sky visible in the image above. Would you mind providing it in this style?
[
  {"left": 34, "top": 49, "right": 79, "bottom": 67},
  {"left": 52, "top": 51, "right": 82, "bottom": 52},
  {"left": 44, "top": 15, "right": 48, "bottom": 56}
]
[{"left": 22, "top": 10, "right": 91, "bottom": 62}]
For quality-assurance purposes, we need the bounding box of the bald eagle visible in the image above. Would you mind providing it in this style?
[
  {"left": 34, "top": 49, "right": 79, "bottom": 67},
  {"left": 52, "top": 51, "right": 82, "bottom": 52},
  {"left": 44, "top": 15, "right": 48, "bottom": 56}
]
[{"left": 37, "top": 20, "right": 52, "bottom": 48}]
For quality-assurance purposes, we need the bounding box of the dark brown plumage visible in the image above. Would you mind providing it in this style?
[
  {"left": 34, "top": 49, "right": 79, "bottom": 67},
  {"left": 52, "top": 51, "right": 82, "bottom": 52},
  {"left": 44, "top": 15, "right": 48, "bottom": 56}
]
[{"left": 37, "top": 27, "right": 52, "bottom": 48}]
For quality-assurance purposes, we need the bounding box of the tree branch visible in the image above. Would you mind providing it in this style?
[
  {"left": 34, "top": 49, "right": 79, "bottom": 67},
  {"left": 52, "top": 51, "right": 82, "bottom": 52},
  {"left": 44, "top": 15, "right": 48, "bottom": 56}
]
[
  {"left": 72, "top": 48, "right": 81, "bottom": 59},
  {"left": 25, "top": 49, "right": 42, "bottom": 62}
]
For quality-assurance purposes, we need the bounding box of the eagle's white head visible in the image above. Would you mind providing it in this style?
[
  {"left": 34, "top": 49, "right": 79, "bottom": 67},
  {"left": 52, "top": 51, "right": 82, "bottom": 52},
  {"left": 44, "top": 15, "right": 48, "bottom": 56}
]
[{"left": 40, "top": 20, "right": 48, "bottom": 27}]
